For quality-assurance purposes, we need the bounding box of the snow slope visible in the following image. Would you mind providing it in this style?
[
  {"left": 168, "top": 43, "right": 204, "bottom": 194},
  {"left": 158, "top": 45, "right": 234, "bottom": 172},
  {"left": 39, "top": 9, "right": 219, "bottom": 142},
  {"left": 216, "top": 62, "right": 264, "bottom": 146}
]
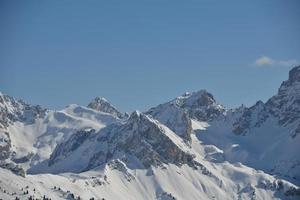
[
  {"left": 1, "top": 145, "right": 299, "bottom": 200},
  {"left": 0, "top": 96, "right": 121, "bottom": 172}
]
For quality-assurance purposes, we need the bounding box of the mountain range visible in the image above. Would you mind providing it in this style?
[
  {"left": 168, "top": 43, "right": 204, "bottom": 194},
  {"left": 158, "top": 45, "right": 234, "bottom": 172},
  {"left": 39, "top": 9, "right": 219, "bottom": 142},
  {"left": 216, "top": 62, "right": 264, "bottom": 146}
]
[{"left": 0, "top": 66, "right": 300, "bottom": 200}]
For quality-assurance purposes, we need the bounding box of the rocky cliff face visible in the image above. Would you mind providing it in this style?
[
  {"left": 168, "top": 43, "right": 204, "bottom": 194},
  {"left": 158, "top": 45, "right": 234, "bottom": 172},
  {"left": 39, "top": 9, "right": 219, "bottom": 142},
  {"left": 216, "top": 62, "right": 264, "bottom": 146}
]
[
  {"left": 49, "top": 129, "right": 96, "bottom": 166},
  {"left": 47, "top": 111, "right": 196, "bottom": 173}
]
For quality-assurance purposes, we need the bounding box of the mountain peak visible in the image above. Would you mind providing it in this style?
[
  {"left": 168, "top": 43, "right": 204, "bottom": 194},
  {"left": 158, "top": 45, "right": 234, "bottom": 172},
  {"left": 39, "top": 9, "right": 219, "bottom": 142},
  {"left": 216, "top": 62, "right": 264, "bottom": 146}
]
[
  {"left": 128, "top": 110, "right": 142, "bottom": 121},
  {"left": 288, "top": 65, "right": 300, "bottom": 83},
  {"left": 176, "top": 89, "right": 225, "bottom": 121},
  {"left": 279, "top": 65, "right": 300, "bottom": 89},
  {"left": 87, "top": 97, "right": 125, "bottom": 118},
  {"left": 94, "top": 96, "right": 108, "bottom": 103},
  {"left": 182, "top": 90, "right": 216, "bottom": 108}
]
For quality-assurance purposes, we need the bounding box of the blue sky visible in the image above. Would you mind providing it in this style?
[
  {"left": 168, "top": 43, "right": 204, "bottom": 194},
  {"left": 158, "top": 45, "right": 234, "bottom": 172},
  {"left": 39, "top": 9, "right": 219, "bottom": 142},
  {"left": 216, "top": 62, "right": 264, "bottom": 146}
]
[{"left": 0, "top": 0, "right": 299, "bottom": 112}]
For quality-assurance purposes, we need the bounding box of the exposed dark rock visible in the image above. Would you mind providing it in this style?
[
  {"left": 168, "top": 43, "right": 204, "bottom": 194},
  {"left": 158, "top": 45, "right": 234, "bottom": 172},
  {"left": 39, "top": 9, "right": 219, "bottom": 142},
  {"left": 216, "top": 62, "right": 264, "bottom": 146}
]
[
  {"left": 232, "top": 101, "right": 268, "bottom": 135},
  {"left": 49, "top": 112, "right": 196, "bottom": 172},
  {"left": 0, "top": 132, "right": 11, "bottom": 160},
  {"left": 49, "top": 129, "right": 95, "bottom": 166},
  {"left": 87, "top": 112, "right": 196, "bottom": 170},
  {"left": 0, "top": 161, "right": 25, "bottom": 177},
  {"left": 88, "top": 97, "right": 127, "bottom": 119}
]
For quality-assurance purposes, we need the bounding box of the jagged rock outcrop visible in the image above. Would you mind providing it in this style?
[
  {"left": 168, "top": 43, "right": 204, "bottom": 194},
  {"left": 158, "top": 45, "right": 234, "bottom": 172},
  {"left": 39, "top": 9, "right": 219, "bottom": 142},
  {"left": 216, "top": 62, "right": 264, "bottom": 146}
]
[
  {"left": 232, "top": 101, "right": 268, "bottom": 135},
  {"left": 0, "top": 92, "right": 47, "bottom": 129},
  {"left": 47, "top": 111, "right": 196, "bottom": 173},
  {"left": 88, "top": 97, "right": 128, "bottom": 119}
]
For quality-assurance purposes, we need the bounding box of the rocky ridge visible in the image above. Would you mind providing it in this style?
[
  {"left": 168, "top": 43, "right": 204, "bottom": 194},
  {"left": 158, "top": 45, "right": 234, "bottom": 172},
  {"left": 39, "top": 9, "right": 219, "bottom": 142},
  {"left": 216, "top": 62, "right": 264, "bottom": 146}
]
[{"left": 46, "top": 111, "right": 197, "bottom": 173}]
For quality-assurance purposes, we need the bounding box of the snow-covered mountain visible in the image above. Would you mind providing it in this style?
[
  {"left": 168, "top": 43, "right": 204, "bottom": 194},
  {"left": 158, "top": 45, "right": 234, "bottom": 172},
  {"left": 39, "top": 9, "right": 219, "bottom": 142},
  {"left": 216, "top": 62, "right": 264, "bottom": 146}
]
[
  {"left": 0, "top": 96, "right": 121, "bottom": 174},
  {"left": 0, "top": 66, "right": 300, "bottom": 200},
  {"left": 198, "top": 66, "right": 300, "bottom": 185},
  {"left": 146, "top": 90, "right": 225, "bottom": 141}
]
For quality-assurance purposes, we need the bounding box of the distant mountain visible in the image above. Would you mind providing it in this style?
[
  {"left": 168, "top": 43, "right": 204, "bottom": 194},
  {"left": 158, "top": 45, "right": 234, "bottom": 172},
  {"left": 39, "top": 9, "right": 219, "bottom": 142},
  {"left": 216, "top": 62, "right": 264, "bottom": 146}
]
[
  {"left": 146, "top": 90, "right": 225, "bottom": 141},
  {"left": 88, "top": 97, "right": 128, "bottom": 119},
  {"left": 0, "top": 66, "right": 299, "bottom": 200},
  {"left": 233, "top": 65, "right": 300, "bottom": 136}
]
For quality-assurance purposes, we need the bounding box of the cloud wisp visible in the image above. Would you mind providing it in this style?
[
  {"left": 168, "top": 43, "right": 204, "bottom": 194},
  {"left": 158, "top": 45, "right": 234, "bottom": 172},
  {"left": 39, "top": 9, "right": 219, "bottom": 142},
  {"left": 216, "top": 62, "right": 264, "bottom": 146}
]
[{"left": 254, "top": 56, "right": 299, "bottom": 67}]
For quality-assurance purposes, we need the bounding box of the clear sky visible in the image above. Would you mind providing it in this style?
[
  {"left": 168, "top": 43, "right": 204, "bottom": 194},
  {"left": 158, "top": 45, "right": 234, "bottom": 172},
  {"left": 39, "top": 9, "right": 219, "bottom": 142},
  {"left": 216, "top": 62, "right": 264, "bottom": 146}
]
[{"left": 0, "top": 0, "right": 299, "bottom": 112}]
